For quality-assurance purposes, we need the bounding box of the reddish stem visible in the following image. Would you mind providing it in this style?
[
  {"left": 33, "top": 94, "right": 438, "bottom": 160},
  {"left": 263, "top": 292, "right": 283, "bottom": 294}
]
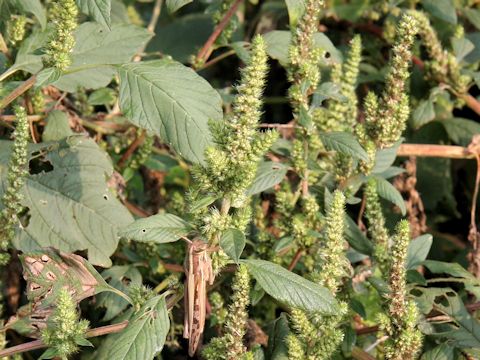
[{"left": 195, "top": 0, "right": 243, "bottom": 64}]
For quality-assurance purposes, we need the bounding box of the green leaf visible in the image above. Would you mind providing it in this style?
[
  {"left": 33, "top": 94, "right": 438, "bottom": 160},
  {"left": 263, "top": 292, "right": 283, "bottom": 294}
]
[
  {"left": 246, "top": 162, "right": 288, "bottom": 196},
  {"left": 35, "top": 67, "right": 62, "bottom": 88},
  {"left": 8, "top": 136, "right": 133, "bottom": 267},
  {"left": 464, "top": 8, "right": 480, "bottom": 31},
  {"left": 266, "top": 313, "right": 290, "bottom": 360},
  {"left": 412, "top": 99, "right": 435, "bottom": 129},
  {"left": 319, "top": 132, "right": 369, "bottom": 161},
  {"left": 242, "top": 259, "right": 338, "bottom": 314},
  {"left": 421, "top": 344, "right": 455, "bottom": 360},
  {"left": 106, "top": 295, "right": 170, "bottom": 360},
  {"left": 76, "top": 0, "right": 112, "bottom": 29},
  {"left": 440, "top": 118, "right": 480, "bottom": 146},
  {"left": 432, "top": 291, "right": 480, "bottom": 348},
  {"left": 423, "top": 260, "right": 475, "bottom": 279},
  {"left": 220, "top": 228, "right": 245, "bottom": 263},
  {"left": 344, "top": 215, "right": 373, "bottom": 256},
  {"left": 43, "top": 110, "right": 74, "bottom": 141},
  {"left": 264, "top": 31, "right": 341, "bottom": 66},
  {"left": 120, "top": 213, "right": 190, "bottom": 243},
  {"left": 39, "top": 347, "right": 59, "bottom": 360},
  {"left": 374, "top": 176, "right": 406, "bottom": 215},
  {"left": 166, "top": 0, "right": 192, "bottom": 13},
  {"left": 53, "top": 22, "right": 152, "bottom": 92},
  {"left": 284, "top": 0, "right": 305, "bottom": 27},
  {"left": 406, "top": 234, "right": 433, "bottom": 270},
  {"left": 97, "top": 265, "right": 142, "bottom": 321},
  {"left": 146, "top": 14, "right": 213, "bottom": 63},
  {"left": 117, "top": 60, "right": 222, "bottom": 163},
  {"left": 312, "top": 82, "right": 347, "bottom": 105},
  {"left": 421, "top": 0, "right": 457, "bottom": 24},
  {"left": 17, "top": 0, "right": 46, "bottom": 29},
  {"left": 10, "top": 28, "right": 50, "bottom": 74},
  {"left": 88, "top": 88, "right": 116, "bottom": 105},
  {"left": 372, "top": 141, "right": 401, "bottom": 174},
  {"left": 452, "top": 37, "right": 475, "bottom": 61}
]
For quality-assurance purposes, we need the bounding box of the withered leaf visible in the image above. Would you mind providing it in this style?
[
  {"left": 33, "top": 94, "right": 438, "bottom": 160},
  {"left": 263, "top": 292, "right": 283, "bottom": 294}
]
[{"left": 5, "top": 248, "right": 126, "bottom": 337}]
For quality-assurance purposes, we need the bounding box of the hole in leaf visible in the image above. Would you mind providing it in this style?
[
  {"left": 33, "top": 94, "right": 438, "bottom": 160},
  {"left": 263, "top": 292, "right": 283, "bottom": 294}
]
[
  {"left": 19, "top": 207, "right": 30, "bottom": 228},
  {"left": 103, "top": 195, "right": 109, "bottom": 200},
  {"left": 29, "top": 157, "right": 53, "bottom": 175}
]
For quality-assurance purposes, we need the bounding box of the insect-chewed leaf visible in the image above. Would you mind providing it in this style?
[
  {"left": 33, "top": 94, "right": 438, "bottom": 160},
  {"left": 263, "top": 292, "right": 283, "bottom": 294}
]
[
  {"left": 6, "top": 249, "right": 114, "bottom": 337},
  {"left": 1, "top": 136, "right": 134, "bottom": 267},
  {"left": 242, "top": 259, "right": 338, "bottom": 315},
  {"left": 104, "top": 295, "right": 170, "bottom": 360},
  {"left": 97, "top": 265, "right": 142, "bottom": 321},
  {"left": 120, "top": 213, "right": 191, "bottom": 243}
]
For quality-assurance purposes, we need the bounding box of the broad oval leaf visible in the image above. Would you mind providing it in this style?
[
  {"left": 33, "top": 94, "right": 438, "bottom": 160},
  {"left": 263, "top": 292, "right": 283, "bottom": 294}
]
[
  {"left": 42, "top": 110, "right": 74, "bottom": 141},
  {"left": 7, "top": 136, "right": 134, "bottom": 267},
  {"left": 246, "top": 161, "right": 288, "bottom": 196},
  {"left": 220, "top": 228, "right": 245, "bottom": 263},
  {"left": 421, "top": 0, "right": 457, "bottom": 24},
  {"left": 242, "top": 259, "right": 338, "bottom": 314},
  {"left": 406, "top": 234, "right": 433, "bottom": 270},
  {"left": 374, "top": 176, "right": 407, "bottom": 215},
  {"left": 440, "top": 117, "right": 480, "bottom": 146},
  {"left": 166, "top": 0, "right": 192, "bottom": 13},
  {"left": 17, "top": 0, "right": 46, "bottom": 29},
  {"left": 97, "top": 265, "right": 142, "bottom": 321},
  {"left": 284, "top": 0, "right": 305, "bottom": 27},
  {"left": 120, "top": 213, "right": 190, "bottom": 243},
  {"left": 372, "top": 140, "right": 401, "bottom": 174},
  {"left": 76, "top": 0, "right": 112, "bottom": 29},
  {"left": 106, "top": 295, "right": 170, "bottom": 360},
  {"left": 264, "top": 30, "right": 341, "bottom": 66},
  {"left": 412, "top": 99, "right": 435, "bottom": 129},
  {"left": 344, "top": 215, "right": 373, "bottom": 256},
  {"left": 117, "top": 60, "right": 223, "bottom": 163},
  {"left": 54, "top": 22, "right": 152, "bottom": 91},
  {"left": 320, "top": 132, "right": 369, "bottom": 162}
]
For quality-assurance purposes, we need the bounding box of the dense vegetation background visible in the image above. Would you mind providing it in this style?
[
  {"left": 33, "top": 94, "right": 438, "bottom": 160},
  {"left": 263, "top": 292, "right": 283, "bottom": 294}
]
[{"left": 1, "top": 0, "right": 480, "bottom": 359}]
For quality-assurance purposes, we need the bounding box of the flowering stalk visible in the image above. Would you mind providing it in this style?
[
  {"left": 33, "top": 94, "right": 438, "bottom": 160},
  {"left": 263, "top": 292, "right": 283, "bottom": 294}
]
[
  {"left": 44, "top": 0, "right": 78, "bottom": 71},
  {"left": 364, "top": 14, "right": 418, "bottom": 149},
  {"left": 202, "top": 264, "right": 251, "bottom": 360},
  {"left": 40, "top": 288, "right": 90, "bottom": 360},
  {"left": 364, "top": 178, "right": 390, "bottom": 272},
  {"left": 410, "top": 11, "right": 470, "bottom": 95},
  {"left": 0, "top": 105, "right": 30, "bottom": 265},
  {"left": 378, "top": 220, "right": 422, "bottom": 360},
  {"left": 6, "top": 15, "right": 27, "bottom": 46},
  {"left": 192, "top": 35, "right": 277, "bottom": 247},
  {"left": 288, "top": 191, "right": 348, "bottom": 359},
  {"left": 315, "top": 35, "right": 362, "bottom": 133}
]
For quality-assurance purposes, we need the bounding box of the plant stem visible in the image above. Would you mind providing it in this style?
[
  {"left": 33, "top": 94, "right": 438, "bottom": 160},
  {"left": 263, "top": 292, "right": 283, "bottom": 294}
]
[
  {"left": 0, "top": 74, "right": 37, "bottom": 110},
  {"left": 195, "top": 0, "right": 243, "bottom": 65},
  {"left": 0, "top": 68, "right": 18, "bottom": 83},
  {"left": 118, "top": 130, "right": 146, "bottom": 167}
]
